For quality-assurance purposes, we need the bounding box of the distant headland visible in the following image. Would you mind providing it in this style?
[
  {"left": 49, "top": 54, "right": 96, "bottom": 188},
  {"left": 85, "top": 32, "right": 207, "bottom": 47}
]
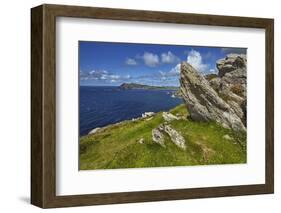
[{"left": 119, "top": 83, "right": 179, "bottom": 90}]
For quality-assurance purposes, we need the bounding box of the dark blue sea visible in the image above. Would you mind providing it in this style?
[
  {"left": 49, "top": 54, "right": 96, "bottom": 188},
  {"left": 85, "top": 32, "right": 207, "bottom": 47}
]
[{"left": 80, "top": 86, "right": 183, "bottom": 136}]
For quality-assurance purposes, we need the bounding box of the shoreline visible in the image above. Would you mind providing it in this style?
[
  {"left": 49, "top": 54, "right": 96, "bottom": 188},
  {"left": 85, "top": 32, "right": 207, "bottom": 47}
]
[{"left": 81, "top": 103, "right": 185, "bottom": 138}]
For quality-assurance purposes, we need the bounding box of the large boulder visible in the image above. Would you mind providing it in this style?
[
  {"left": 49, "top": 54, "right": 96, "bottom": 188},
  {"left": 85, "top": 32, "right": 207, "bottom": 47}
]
[{"left": 180, "top": 61, "right": 246, "bottom": 132}]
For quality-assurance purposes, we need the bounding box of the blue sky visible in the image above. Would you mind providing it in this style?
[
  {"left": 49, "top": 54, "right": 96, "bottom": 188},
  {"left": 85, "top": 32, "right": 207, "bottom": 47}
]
[{"left": 79, "top": 41, "right": 246, "bottom": 86}]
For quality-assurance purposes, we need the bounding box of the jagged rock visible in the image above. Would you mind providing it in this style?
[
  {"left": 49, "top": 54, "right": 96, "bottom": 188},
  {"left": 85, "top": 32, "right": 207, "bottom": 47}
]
[
  {"left": 180, "top": 61, "right": 246, "bottom": 132},
  {"left": 142, "top": 112, "right": 155, "bottom": 118},
  {"left": 88, "top": 127, "right": 101, "bottom": 135},
  {"left": 152, "top": 124, "right": 186, "bottom": 150},
  {"left": 163, "top": 125, "right": 186, "bottom": 150},
  {"left": 209, "top": 77, "right": 221, "bottom": 92},
  {"left": 216, "top": 54, "right": 247, "bottom": 77},
  {"left": 162, "top": 112, "right": 179, "bottom": 122},
  {"left": 214, "top": 54, "right": 247, "bottom": 127},
  {"left": 152, "top": 128, "right": 165, "bottom": 147}
]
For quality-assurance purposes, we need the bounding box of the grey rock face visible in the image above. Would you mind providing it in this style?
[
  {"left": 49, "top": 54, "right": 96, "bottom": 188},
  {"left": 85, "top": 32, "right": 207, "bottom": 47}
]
[
  {"left": 216, "top": 54, "right": 247, "bottom": 77},
  {"left": 180, "top": 58, "right": 246, "bottom": 132},
  {"left": 163, "top": 125, "right": 186, "bottom": 150},
  {"left": 152, "top": 128, "right": 165, "bottom": 147},
  {"left": 214, "top": 54, "right": 247, "bottom": 127},
  {"left": 152, "top": 123, "right": 187, "bottom": 150}
]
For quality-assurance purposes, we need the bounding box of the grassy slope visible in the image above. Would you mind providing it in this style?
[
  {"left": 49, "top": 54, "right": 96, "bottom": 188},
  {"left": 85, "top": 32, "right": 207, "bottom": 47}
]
[{"left": 79, "top": 104, "right": 246, "bottom": 170}]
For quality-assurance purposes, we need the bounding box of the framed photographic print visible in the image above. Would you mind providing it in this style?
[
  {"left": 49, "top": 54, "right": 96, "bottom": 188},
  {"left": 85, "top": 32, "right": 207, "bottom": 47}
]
[{"left": 31, "top": 4, "right": 274, "bottom": 208}]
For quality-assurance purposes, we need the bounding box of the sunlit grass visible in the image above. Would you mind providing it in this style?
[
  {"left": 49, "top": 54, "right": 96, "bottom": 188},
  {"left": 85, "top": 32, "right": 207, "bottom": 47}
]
[{"left": 79, "top": 104, "right": 246, "bottom": 170}]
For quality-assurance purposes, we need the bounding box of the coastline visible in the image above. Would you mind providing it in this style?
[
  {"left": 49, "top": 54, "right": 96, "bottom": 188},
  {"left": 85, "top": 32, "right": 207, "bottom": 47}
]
[{"left": 79, "top": 86, "right": 183, "bottom": 136}]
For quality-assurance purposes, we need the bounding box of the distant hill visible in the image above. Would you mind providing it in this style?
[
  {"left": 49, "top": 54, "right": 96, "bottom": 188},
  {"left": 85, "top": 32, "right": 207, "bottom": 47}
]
[{"left": 119, "top": 83, "right": 179, "bottom": 90}]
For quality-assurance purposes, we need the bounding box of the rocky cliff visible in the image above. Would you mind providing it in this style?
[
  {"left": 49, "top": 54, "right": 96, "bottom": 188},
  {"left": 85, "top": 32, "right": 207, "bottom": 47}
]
[{"left": 180, "top": 54, "right": 247, "bottom": 132}]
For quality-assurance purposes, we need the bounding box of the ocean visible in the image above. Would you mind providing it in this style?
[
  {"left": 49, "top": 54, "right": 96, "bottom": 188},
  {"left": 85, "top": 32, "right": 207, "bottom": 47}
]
[{"left": 79, "top": 86, "right": 183, "bottom": 136}]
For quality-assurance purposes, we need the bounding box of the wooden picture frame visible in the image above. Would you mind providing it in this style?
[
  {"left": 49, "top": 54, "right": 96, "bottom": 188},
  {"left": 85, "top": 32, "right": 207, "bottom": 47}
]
[{"left": 31, "top": 4, "right": 274, "bottom": 208}]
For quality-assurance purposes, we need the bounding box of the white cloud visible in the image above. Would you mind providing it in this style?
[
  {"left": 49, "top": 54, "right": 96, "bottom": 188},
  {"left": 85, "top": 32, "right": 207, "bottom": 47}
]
[
  {"left": 162, "top": 50, "right": 211, "bottom": 76},
  {"left": 109, "top": 75, "right": 120, "bottom": 80},
  {"left": 100, "top": 74, "right": 107, "bottom": 80},
  {"left": 161, "top": 51, "right": 180, "bottom": 64},
  {"left": 186, "top": 50, "right": 209, "bottom": 72},
  {"left": 159, "top": 71, "right": 165, "bottom": 76},
  {"left": 157, "top": 63, "right": 181, "bottom": 80},
  {"left": 169, "top": 63, "right": 181, "bottom": 75},
  {"left": 89, "top": 70, "right": 108, "bottom": 75},
  {"left": 83, "top": 69, "right": 120, "bottom": 81},
  {"left": 142, "top": 52, "right": 159, "bottom": 67},
  {"left": 125, "top": 58, "right": 137, "bottom": 65}
]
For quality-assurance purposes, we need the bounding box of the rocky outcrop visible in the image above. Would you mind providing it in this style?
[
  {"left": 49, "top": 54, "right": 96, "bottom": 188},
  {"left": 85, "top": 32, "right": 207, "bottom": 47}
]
[
  {"left": 162, "top": 112, "right": 180, "bottom": 122},
  {"left": 162, "top": 124, "right": 186, "bottom": 150},
  {"left": 152, "top": 128, "right": 165, "bottom": 147},
  {"left": 216, "top": 54, "right": 247, "bottom": 77},
  {"left": 152, "top": 123, "right": 186, "bottom": 150},
  {"left": 180, "top": 54, "right": 247, "bottom": 132},
  {"left": 212, "top": 54, "right": 247, "bottom": 127}
]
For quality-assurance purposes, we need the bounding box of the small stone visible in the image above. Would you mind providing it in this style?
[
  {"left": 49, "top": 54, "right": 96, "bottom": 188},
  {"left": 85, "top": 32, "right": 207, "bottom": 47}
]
[
  {"left": 223, "top": 134, "right": 233, "bottom": 140},
  {"left": 138, "top": 138, "right": 144, "bottom": 144}
]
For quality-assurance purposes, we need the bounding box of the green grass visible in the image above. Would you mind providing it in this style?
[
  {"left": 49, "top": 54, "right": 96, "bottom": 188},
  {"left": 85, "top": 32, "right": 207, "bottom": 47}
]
[{"left": 79, "top": 104, "right": 246, "bottom": 170}]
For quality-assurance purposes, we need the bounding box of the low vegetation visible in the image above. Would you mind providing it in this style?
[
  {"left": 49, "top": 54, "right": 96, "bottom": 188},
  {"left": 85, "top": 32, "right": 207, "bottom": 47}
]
[{"left": 79, "top": 104, "right": 246, "bottom": 170}]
